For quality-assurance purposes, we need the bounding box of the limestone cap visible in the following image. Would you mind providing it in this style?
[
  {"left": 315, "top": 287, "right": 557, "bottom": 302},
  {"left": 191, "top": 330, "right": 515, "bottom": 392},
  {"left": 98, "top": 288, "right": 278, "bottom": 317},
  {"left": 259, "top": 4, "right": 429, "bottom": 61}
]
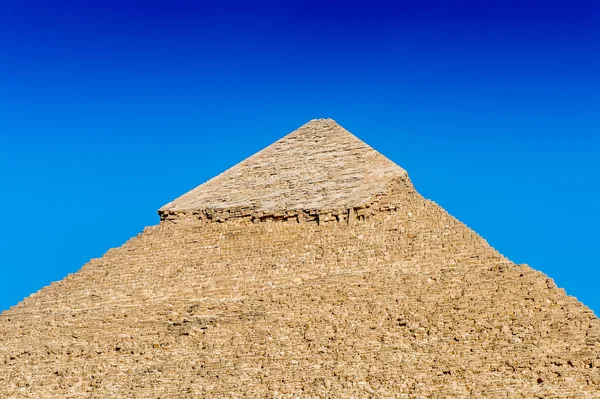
[{"left": 159, "top": 118, "right": 407, "bottom": 217}]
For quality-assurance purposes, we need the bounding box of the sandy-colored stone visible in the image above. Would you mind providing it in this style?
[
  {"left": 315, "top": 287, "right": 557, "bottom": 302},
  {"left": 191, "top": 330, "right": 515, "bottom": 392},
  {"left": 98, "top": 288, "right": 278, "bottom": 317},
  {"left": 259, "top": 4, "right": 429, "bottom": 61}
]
[
  {"left": 0, "top": 119, "right": 598, "bottom": 398},
  {"left": 159, "top": 118, "right": 406, "bottom": 222}
]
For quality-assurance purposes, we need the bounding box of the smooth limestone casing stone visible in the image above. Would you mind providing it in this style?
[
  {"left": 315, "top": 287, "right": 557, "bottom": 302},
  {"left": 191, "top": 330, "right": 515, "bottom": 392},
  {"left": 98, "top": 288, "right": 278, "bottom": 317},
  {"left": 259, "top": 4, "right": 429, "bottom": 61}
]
[{"left": 159, "top": 118, "right": 407, "bottom": 223}]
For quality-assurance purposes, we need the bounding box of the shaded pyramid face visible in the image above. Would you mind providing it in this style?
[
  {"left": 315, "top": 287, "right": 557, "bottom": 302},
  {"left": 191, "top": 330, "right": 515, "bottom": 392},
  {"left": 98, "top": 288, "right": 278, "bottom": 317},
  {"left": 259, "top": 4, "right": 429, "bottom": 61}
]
[{"left": 1, "top": 119, "right": 599, "bottom": 398}]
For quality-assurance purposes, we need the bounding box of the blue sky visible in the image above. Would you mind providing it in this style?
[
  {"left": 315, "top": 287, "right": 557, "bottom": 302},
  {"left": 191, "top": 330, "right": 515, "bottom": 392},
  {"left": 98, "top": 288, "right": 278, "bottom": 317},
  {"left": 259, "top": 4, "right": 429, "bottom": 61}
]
[{"left": 0, "top": 1, "right": 598, "bottom": 313}]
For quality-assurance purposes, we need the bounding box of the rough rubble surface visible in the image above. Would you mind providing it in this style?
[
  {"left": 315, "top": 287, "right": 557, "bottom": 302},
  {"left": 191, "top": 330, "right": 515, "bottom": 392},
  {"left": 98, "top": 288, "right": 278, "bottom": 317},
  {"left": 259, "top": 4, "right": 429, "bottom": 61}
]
[{"left": 0, "top": 119, "right": 598, "bottom": 398}]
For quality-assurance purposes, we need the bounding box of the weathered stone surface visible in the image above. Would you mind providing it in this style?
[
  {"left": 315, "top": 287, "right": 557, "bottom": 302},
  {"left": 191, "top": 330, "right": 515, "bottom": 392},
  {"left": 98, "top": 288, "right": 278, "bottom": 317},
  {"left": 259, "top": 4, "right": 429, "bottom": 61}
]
[
  {"left": 159, "top": 118, "right": 406, "bottom": 222},
  {"left": 0, "top": 119, "right": 598, "bottom": 398}
]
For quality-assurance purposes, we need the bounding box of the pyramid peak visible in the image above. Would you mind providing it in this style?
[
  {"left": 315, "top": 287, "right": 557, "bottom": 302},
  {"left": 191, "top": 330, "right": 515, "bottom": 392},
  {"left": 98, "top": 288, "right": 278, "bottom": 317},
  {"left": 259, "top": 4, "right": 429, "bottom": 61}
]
[
  {"left": 285, "top": 118, "right": 354, "bottom": 139},
  {"left": 159, "top": 119, "right": 408, "bottom": 222},
  {"left": 302, "top": 117, "right": 337, "bottom": 126},
  {"left": 306, "top": 117, "right": 335, "bottom": 123}
]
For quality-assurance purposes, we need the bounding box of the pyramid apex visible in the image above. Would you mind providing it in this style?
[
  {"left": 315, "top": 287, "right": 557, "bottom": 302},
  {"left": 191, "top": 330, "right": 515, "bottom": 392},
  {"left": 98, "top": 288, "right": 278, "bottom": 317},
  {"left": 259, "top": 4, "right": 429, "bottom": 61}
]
[
  {"left": 290, "top": 118, "right": 344, "bottom": 134},
  {"left": 304, "top": 117, "right": 337, "bottom": 124},
  {"left": 159, "top": 119, "right": 408, "bottom": 221}
]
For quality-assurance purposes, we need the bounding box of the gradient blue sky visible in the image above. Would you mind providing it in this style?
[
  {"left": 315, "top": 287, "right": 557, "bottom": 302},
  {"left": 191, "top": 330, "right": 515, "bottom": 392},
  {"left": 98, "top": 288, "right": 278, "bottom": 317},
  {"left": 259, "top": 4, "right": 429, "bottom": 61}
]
[{"left": 0, "top": 1, "right": 598, "bottom": 313}]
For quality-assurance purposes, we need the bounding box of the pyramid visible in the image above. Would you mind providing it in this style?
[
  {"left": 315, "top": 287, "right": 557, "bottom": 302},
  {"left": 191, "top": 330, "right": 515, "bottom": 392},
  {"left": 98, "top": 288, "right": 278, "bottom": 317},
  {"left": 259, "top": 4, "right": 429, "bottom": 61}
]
[{"left": 0, "top": 119, "right": 598, "bottom": 398}]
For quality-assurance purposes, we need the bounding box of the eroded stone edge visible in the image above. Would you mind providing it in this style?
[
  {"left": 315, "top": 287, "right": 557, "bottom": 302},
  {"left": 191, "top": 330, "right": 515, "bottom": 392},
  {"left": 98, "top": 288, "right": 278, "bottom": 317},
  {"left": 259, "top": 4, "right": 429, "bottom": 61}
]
[{"left": 158, "top": 176, "right": 415, "bottom": 225}]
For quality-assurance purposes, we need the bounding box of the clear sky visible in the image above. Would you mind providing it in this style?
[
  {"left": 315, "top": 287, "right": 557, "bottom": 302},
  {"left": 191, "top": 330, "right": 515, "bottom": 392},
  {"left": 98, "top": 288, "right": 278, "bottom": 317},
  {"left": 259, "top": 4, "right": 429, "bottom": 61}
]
[{"left": 0, "top": 1, "right": 598, "bottom": 314}]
